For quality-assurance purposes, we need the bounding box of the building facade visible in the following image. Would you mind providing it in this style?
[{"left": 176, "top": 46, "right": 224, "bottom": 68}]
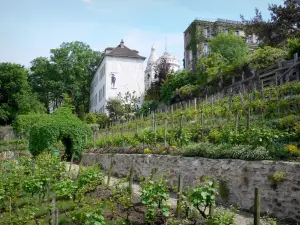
[
  {"left": 90, "top": 40, "right": 146, "bottom": 113},
  {"left": 144, "top": 45, "right": 180, "bottom": 91},
  {"left": 183, "top": 18, "right": 258, "bottom": 71}
]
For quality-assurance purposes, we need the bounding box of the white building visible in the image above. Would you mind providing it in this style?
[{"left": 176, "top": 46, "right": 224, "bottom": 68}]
[
  {"left": 144, "top": 45, "right": 180, "bottom": 91},
  {"left": 90, "top": 40, "right": 146, "bottom": 113}
]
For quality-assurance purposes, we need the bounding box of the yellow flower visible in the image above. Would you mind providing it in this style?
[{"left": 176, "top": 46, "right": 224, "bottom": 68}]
[
  {"left": 284, "top": 145, "right": 299, "bottom": 155},
  {"left": 143, "top": 148, "right": 152, "bottom": 154}
]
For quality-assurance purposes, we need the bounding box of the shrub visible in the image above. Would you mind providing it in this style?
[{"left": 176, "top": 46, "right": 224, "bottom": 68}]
[
  {"left": 287, "top": 38, "right": 300, "bottom": 59},
  {"left": 283, "top": 144, "right": 299, "bottom": 157},
  {"left": 279, "top": 115, "right": 300, "bottom": 131},
  {"left": 204, "top": 207, "right": 235, "bottom": 225},
  {"left": 250, "top": 46, "right": 287, "bottom": 70},
  {"left": 85, "top": 113, "right": 97, "bottom": 124}
]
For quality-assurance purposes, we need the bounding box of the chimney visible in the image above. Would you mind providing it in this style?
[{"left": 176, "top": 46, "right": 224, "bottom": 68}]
[{"left": 120, "top": 39, "right": 124, "bottom": 48}]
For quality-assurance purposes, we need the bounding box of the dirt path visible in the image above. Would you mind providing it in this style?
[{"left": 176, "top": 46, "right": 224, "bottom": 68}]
[{"left": 68, "top": 163, "right": 253, "bottom": 224}]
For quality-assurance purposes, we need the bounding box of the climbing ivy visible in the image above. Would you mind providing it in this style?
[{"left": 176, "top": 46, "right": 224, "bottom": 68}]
[{"left": 29, "top": 106, "right": 91, "bottom": 158}]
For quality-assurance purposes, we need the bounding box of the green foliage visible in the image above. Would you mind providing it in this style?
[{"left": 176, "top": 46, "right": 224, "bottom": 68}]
[
  {"left": 95, "top": 113, "right": 110, "bottom": 128},
  {"left": 287, "top": 38, "right": 300, "bottom": 59},
  {"left": 13, "top": 113, "right": 49, "bottom": 137},
  {"left": 86, "top": 113, "right": 97, "bottom": 124},
  {"left": 0, "top": 139, "right": 28, "bottom": 153},
  {"left": 141, "top": 177, "right": 170, "bottom": 223},
  {"left": 279, "top": 115, "right": 300, "bottom": 131},
  {"left": 186, "top": 178, "right": 218, "bottom": 218},
  {"left": 269, "top": 171, "right": 285, "bottom": 183},
  {"left": 0, "top": 62, "right": 45, "bottom": 125},
  {"left": 30, "top": 42, "right": 101, "bottom": 114},
  {"left": 106, "top": 98, "right": 125, "bottom": 121},
  {"left": 209, "top": 32, "right": 249, "bottom": 64},
  {"left": 249, "top": 46, "right": 287, "bottom": 70},
  {"left": 29, "top": 106, "right": 91, "bottom": 158},
  {"left": 204, "top": 207, "right": 235, "bottom": 225},
  {"left": 139, "top": 100, "right": 159, "bottom": 115}
]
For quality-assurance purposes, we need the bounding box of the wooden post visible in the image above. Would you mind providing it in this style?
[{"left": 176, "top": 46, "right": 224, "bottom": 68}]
[
  {"left": 171, "top": 105, "right": 174, "bottom": 128},
  {"left": 235, "top": 112, "right": 239, "bottom": 132},
  {"left": 188, "top": 100, "right": 191, "bottom": 108},
  {"left": 209, "top": 180, "right": 217, "bottom": 216},
  {"left": 107, "top": 156, "right": 113, "bottom": 185},
  {"left": 176, "top": 174, "right": 183, "bottom": 218},
  {"left": 55, "top": 208, "right": 59, "bottom": 225},
  {"left": 247, "top": 108, "right": 251, "bottom": 130},
  {"left": 180, "top": 113, "right": 183, "bottom": 147},
  {"left": 135, "top": 122, "right": 138, "bottom": 134},
  {"left": 47, "top": 183, "right": 51, "bottom": 224},
  {"left": 201, "top": 110, "right": 204, "bottom": 127},
  {"left": 164, "top": 117, "right": 168, "bottom": 146},
  {"left": 239, "top": 91, "right": 245, "bottom": 111},
  {"left": 194, "top": 98, "right": 197, "bottom": 121},
  {"left": 128, "top": 165, "right": 134, "bottom": 195},
  {"left": 254, "top": 188, "right": 260, "bottom": 225},
  {"left": 52, "top": 192, "right": 56, "bottom": 224},
  {"left": 229, "top": 93, "right": 233, "bottom": 111},
  {"left": 211, "top": 95, "right": 214, "bottom": 119},
  {"left": 152, "top": 112, "right": 155, "bottom": 130}
]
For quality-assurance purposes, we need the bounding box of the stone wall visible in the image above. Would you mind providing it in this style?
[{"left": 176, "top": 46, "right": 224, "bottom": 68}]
[
  {"left": 82, "top": 153, "right": 300, "bottom": 222},
  {"left": 0, "top": 126, "right": 15, "bottom": 140}
]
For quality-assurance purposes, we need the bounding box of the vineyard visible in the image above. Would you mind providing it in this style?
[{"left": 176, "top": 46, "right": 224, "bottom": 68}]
[{"left": 90, "top": 81, "right": 300, "bottom": 161}]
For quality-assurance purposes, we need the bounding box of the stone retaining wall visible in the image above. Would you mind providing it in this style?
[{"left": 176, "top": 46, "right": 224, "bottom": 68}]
[{"left": 82, "top": 153, "right": 300, "bottom": 222}]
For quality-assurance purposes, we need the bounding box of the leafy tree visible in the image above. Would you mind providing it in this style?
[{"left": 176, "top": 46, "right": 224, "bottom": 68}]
[
  {"left": 209, "top": 32, "right": 249, "bottom": 64},
  {"left": 95, "top": 113, "right": 109, "bottom": 128},
  {"left": 242, "top": 0, "right": 300, "bottom": 46},
  {"left": 105, "top": 98, "right": 124, "bottom": 121},
  {"left": 138, "top": 100, "right": 159, "bottom": 116},
  {"left": 160, "top": 70, "right": 195, "bottom": 104},
  {"left": 287, "top": 38, "right": 300, "bottom": 59},
  {"left": 146, "top": 58, "right": 172, "bottom": 101},
  {"left": 0, "top": 63, "right": 45, "bottom": 125},
  {"left": 249, "top": 46, "right": 287, "bottom": 70},
  {"left": 117, "top": 91, "right": 140, "bottom": 116},
  {"left": 30, "top": 41, "right": 101, "bottom": 115}
]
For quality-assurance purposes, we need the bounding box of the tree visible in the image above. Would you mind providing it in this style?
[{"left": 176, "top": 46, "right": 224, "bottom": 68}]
[
  {"left": 145, "top": 58, "right": 171, "bottom": 101},
  {"left": 287, "top": 38, "right": 300, "bottom": 59},
  {"left": 249, "top": 46, "right": 287, "bottom": 70},
  {"left": 0, "top": 63, "right": 45, "bottom": 125},
  {"left": 117, "top": 91, "right": 140, "bottom": 117},
  {"left": 242, "top": 0, "right": 300, "bottom": 46},
  {"left": 209, "top": 32, "right": 249, "bottom": 64},
  {"left": 30, "top": 41, "right": 102, "bottom": 115},
  {"left": 105, "top": 98, "right": 124, "bottom": 121}
]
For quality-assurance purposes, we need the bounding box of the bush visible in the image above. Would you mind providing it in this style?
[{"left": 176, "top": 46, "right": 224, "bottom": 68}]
[
  {"left": 0, "top": 139, "right": 28, "bottom": 153},
  {"left": 250, "top": 46, "right": 287, "bottom": 70},
  {"left": 279, "top": 115, "right": 300, "bottom": 131},
  {"left": 287, "top": 38, "right": 300, "bottom": 59},
  {"left": 204, "top": 207, "right": 235, "bottom": 225},
  {"left": 85, "top": 113, "right": 97, "bottom": 124},
  {"left": 182, "top": 143, "right": 271, "bottom": 160}
]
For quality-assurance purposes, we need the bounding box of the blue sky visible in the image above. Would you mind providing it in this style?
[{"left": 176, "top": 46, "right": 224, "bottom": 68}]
[{"left": 0, "top": 0, "right": 282, "bottom": 67}]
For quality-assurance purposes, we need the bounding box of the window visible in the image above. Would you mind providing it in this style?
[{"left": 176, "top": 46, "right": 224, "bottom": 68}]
[
  {"left": 189, "top": 50, "right": 192, "bottom": 61},
  {"left": 103, "top": 84, "right": 105, "bottom": 98},
  {"left": 225, "top": 29, "right": 229, "bottom": 34},
  {"left": 235, "top": 30, "right": 239, "bottom": 36},
  {"left": 204, "top": 28, "right": 208, "bottom": 37},
  {"left": 99, "top": 90, "right": 101, "bottom": 102},
  {"left": 204, "top": 44, "right": 209, "bottom": 56}
]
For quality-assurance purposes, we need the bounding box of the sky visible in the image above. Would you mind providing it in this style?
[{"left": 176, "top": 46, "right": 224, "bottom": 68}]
[{"left": 0, "top": 0, "right": 283, "bottom": 68}]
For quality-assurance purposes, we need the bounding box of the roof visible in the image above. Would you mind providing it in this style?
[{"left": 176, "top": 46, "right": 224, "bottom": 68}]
[{"left": 105, "top": 40, "right": 146, "bottom": 60}]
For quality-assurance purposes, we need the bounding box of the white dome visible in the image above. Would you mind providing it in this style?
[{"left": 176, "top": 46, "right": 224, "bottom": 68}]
[
  {"left": 147, "top": 44, "right": 158, "bottom": 65},
  {"left": 156, "top": 51, "right": 180, "bottom": 71}
]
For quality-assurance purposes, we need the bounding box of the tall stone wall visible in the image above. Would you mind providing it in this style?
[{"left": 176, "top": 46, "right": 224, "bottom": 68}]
[{"left": 82, "top": 153, "right": 300, "bottom": 222}]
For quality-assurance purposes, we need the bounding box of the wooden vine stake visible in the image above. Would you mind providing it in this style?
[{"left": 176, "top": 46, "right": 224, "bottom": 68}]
[
  {"left": 194, "top": 98, "right": 197, "bottom": 121},
  {"left": 107, "top": 156, "right": 113, "bottom": 185},
  {"left": 164, "top": 117, "right": 168, "bottom": 146},
  {"left": 254, "top": 188, "right": 260, "bottom": 225},
  {"left": 235, "top": 112, "right": 239, "bottom": 132},
  {"left": 247, "top": 108, "right": 251, "bottom": 130},
  {"left": 176, "top": 174, "right": 183, "bottom": 218},
  {"left": 209, "top": 180, "right": 217, "bottom": 216},
  {"left": 128, "top": 165, "right": 134, "bottom": 195},
  {"left": 179, "top": 113, "right": 183, "bottom": 147},
  {"left": 55, "top": 208, "right": 59, "bottom": 225},
  {"left": 171, "top": 105, "right": 174, "bottom": 128},
  {"left": 52, "top": 192, "right": 56, "bottom": 224},
  {"left": 150, "top": 168, "right": 157, "bottom": 181},
  {"left": 47, "top": 183, "right": 51, "bottom": 224}
]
